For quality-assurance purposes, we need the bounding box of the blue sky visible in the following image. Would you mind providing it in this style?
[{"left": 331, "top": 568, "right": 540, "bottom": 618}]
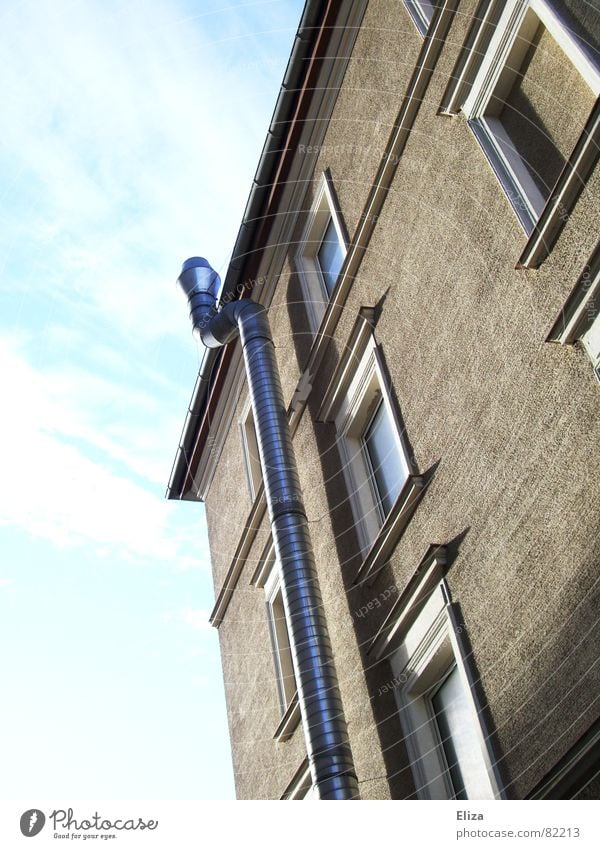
[{"left": 0, "top": 0, "right": 304, "bottom": 799}]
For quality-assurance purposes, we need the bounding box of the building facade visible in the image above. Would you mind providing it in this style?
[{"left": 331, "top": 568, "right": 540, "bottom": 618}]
[{"left": 168, "top": 0, "right": 600, "bottom": 799}]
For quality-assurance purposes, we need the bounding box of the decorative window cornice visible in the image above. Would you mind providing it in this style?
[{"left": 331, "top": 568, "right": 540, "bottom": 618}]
[
  {"left": 317, "top": 307, "right": 378, "bottom": 424},
  {"left": 273, "top": 694, "right": 302, "bottom": 744},
  {"left": 368, "top": 544, "right": 447, "bottom": 660}
]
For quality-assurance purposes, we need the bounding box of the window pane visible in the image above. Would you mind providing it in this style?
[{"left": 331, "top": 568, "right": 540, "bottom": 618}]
[
  {"left": 416, "top": 0, "right": 435, "bottom": 25},
  {"left": 496, "top": 21, "right": 593, "bottom": 200},
  {"left": 582, "top": 313, "right": 600, "bottom": 365},
  {"left": 270, "top": 588, "right": 296, "bottom": 710},
  {"left": 363, "top": 399, "right": 407, "bottom": 516},
  {"left": 243, "top": 409, "right": 261, "bottom": 498},
  {"left": 316, "top": 217, "right": 344, "bottom": 296},
  {"left": 431, "top": 666, "right": 491, "bottom": 799}
]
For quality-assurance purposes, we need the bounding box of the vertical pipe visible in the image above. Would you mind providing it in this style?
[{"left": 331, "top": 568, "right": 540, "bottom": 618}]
[{"left": 203, "top": 298, "right": 359, "bottom": 799}]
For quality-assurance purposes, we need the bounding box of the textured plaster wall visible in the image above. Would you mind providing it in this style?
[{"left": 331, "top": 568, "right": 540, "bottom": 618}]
[
  {"left": 299, "top": 0, "right": 423, "bottom": 241},
  {"left": 217, "top": 519, "right": 308, "bottom": 799},
  {"left": 204, "top": 0, "right": 600, "bottom": 798},
  {"left": 302, "top": 0, "right": 600, "bottom": 798}
]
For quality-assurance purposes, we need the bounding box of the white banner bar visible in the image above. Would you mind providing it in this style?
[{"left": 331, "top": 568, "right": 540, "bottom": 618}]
[{"left": 1, "top": 800, "right": 598, "bottom": 848}]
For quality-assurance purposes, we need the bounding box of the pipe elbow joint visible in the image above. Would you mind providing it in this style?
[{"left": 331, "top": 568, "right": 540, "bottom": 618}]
[{"left": 200, "top": 299, "right": 270, "bottom": 349}]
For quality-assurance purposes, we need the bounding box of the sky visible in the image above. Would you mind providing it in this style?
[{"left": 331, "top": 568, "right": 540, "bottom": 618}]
[{"left": 0, "top": 0, "right": 305, "bottom": 800}]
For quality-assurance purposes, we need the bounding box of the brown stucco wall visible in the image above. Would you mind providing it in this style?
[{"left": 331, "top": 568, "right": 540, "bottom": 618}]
[
  {"left": 216, "top": 521, "right": 308, "bottom": 799},
  {"left": 309, "top": 0, "right": 423, "bottom": 238},
  {"left": 203, "top": 0, "right": 600, "bottom": 798},
  {"left": 203, "top": 384, "right": 255, "bottom": 592}
]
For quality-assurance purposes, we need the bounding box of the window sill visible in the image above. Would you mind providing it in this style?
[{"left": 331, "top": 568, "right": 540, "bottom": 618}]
[
  {"left": 352, "top": 474, "right": 426, "bottom": 588},
  {"left": 368, "top": 544, "right": 448, "bottom": 660},
  {"left": 274, "top": 693, "right": 301, "bottom": 743}
]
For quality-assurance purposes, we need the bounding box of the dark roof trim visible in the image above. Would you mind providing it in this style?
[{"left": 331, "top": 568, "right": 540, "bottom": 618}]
[{"left": 166, "top": 0, "right": 339, "bottom": 501}]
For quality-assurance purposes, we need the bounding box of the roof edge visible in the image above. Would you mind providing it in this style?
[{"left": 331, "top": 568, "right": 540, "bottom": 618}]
[{"left": 166, "top": 0, "right": 339, "bottom": 501}]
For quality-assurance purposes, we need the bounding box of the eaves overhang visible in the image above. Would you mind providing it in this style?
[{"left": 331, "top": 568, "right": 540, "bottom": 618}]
[{"left": 166, "top": 0, "right": 359, "bottom": 502}]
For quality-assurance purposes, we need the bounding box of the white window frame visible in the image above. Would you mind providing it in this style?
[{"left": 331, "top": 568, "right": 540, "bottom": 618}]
[
  {"left": 334, "top": 337, "right": 411, "bottom": 555},
  {"left": 282, "top": 760, "right": 318, "bottom": 800},
  {"left": 581, "top": 309, "right": 600, "bottom": 381},
  {"left": 462, "top": 0, "right": 600, "bottom": 234},
  {"left": 239, "top": 396, "right": 261, "bottom": 501},
  {"left": 295, "top": 172, "right": 347, "bottom": 334},
  {"left": 547, "top": 248, "right": 600, "bottom": 383},
  {"left": 264, "top": 559, "right": 297, "bottom": 715},
  {"left": 391, "top": 583, "right": 501, "bottom": 800},
  {"left": 403, "top": 0, "right": 437, "bottom": 37}
]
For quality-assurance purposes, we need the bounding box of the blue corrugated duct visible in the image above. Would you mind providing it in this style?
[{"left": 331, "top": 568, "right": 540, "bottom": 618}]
[{"left": 177, "top": 257, "right": 360, "bottom": 800}]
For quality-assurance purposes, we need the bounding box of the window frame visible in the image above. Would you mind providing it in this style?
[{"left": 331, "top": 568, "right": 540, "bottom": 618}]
[
  {"left": 334, "top": 337, "right": 412, "bottom": 554},
  {"left": 252, "top": 542, "right": 302, "bottom": 741},
  {"left": 390, "top": 582, "right": 501, "bottom": 800},
  {"left": 462, "top": 0, "right": 600, "bottom": 234},
  {"left": 403, "top": 0, "right": 437, "bottom": 37},
  {"left": 239, "top": 396, "right": 262, "bottom": 502},
  {"left": 264, "top": 561, "right": 297, "bottom": 715},
  {"left": 281, "top": 760, "right": 318, "bottom": 800},
  {"left": 361, "top": 396, "right": 405, "bottom": 520},
  {"left": 547, "top": 244, "right": 600, "bottom": 382},
  {"left": 295, "top": 171, "right": 348, "bottom": 334}
]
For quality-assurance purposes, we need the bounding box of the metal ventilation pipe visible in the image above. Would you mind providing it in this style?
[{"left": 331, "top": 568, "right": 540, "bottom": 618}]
[{"left": 177, "top": 257, "right": 360, "bottom": 800}]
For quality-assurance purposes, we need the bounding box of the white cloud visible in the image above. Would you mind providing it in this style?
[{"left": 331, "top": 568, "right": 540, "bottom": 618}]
[
  {"left": 0, "top": 0, "right": 298, "bottom": 343},
  {"left": 0, "top": 335, "right": 205, "bottom": 565},
  {"left": 0, "top": 0, "right": 303, "bottom": 564},
  {"left": 0, "top": 334, "right": 176, "bottom": 485}
]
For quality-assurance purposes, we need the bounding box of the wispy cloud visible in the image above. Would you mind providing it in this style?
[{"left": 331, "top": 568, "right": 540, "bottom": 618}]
[
  {"left": 0, "top": 0, "right": 301, "bottom": 801},
  {"left": 0, "top": 0, "right": 301, "bottom": 565},
  {"left": 0, "top": 0, "right": 298, "bottom": 343},
  {"left": 0, "top": 334, "right": 206, "bottom": 565}
]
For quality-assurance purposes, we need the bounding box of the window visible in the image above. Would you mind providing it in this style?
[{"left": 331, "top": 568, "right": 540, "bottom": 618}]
[
  {"left": 316, "top": 216, "right": 345, "bottom": 296},
  {"left": 390, "top": 583, "right": 500, "bottom": 799},
  {"left": 318, "top": 311, "right": 425, "bottom": 584},
  {"left": 462, "top": 0, "right": 600, "bottom": 233},
  {"left": 528, "top": 717, "right": 600, "bottom": 799},
  {"left": 296, "top": 172, "right": 347, "bottom": 332},
  {"left": 282, "top": 760, "right": 318, "bottom": 800},
  {"left": 334, "top": 337, "right": 411, "bottom": 552},
  {"left": 403, "top": 0, "right": 437, "bottom": 36},
  {"left": 252, "top": 543, "right": 302, "bottom": 740},
  {"left": 582, "top": 311, "right": 600, "bottom": 381},
  {"left": 547, "top": 246, "right": 600, "bottom": 383},
  {"left": 264, "top": 562, "right": 297, "bottom": 714},
  {"left": 239, "top": 398, "right": 261, "bottom": 500},
  {"left": 430, "top": 666, "right": 487, "bottom": 799},
  {"left": 362, "top": 397, "right": 408, "bottom": 518}
]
